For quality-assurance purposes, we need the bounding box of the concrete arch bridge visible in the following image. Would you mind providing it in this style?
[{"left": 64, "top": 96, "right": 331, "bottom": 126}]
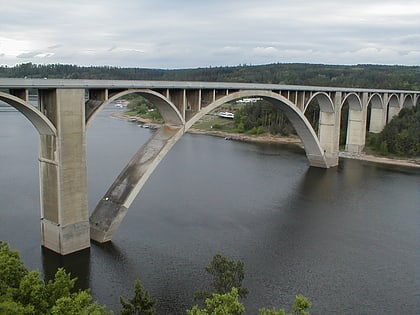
[{"left": 0, "top": 79, "right": 418, "bottom": 254}]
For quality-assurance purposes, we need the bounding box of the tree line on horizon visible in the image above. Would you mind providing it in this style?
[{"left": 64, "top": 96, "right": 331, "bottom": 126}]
[{"left": 1, "top": 62, "right": 419, "bottom": 90}]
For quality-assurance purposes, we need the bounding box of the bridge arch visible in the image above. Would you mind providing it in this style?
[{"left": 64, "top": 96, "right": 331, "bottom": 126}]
[
  {"left": 402, "top": 94, "right": 414, "bottom": 108},
  {"left": 367, "top": 93, "right": 385, "bottom": 133},
  {"left": 387, "top": 94, "right": 400, "bottom": 122},
  {"left": 342, "top": 93, "right": 362, "bottom": 111},
  {"left": 0, "top": 92, "right": 56, "bottom": 136},
  {"left": 86, "top": 89, "right": 184, "bottom": 127},
  {"left": 340, "top": 93, "right": 364, "bottom": 152},
  {"left": 90, "top": 89, "right": 329, "bottom": 243},
  {"left": 368, "top": 93, "right": 383, "bottom": 109},
  {"left": 304, "top": 92, "right": 335, "bottom": 113}
]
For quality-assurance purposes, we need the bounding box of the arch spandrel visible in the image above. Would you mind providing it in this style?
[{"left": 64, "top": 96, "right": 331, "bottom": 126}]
[{"left": 0, "top": 92, "right": 56, "bottom": 136}]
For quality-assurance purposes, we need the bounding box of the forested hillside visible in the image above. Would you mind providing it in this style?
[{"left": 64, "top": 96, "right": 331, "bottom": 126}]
[
  {"left": 367, "top": 104, "right": 420, "bottom": 157},
  {"left": 1, "top": 63, "right": 419, "bottom": 90}
]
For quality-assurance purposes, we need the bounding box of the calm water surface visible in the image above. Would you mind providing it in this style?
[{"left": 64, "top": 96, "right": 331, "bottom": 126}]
[{"left": 0, "top": 105, "right": 419, "bottom": 314}]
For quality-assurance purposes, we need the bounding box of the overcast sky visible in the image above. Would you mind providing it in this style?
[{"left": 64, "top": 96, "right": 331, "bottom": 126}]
[{"left": 0, "top": 0, "right": 419, "bottom": 68}]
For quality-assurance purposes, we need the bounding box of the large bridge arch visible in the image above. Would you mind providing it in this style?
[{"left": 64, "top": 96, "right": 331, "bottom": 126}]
[
  {"left": 0, "top": 92, "right": 56, "bottom": 136},
  {"left": 90, "top": 89, "right": 330, "bottom": 243}
]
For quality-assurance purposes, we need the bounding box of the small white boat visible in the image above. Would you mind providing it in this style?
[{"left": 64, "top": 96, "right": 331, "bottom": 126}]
[{"left": 217, "top": 112, "right": 234, "bottom": 119}]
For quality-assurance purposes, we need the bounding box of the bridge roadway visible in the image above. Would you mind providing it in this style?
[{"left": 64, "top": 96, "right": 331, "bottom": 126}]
[{"left": 0, "top": 78, "right": 419, "bottom": 255}]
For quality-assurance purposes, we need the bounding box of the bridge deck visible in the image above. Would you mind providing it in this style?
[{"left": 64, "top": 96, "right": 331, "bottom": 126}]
[{"left": 0, "top": 78, "right": 418, "bottom": 94}]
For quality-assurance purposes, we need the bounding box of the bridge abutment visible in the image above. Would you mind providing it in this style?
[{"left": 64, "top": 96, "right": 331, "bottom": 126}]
[{"left": 39, "top": 89, "right": 90, "bottom": 255}]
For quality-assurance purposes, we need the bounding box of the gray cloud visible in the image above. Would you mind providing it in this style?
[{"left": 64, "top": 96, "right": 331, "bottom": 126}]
[{"left": 0, "top": 0, "right": 419, "bottom": 67}]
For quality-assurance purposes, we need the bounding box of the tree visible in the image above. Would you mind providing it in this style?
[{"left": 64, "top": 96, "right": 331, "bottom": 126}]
[
  {"left": 259, "top": 295, "right": 311, "bottom": 315},
  {"left": 119, "top": 279, "right": 156, "bottom": 315},
  {"left": 187, "top": 287, "right": 245, "bottom": 315},
  {"left": 0, "top": 241, "right": 111, "bottom": 314},
  {"left": 194, "top": 254, "right": 248, "bottom": 302}
]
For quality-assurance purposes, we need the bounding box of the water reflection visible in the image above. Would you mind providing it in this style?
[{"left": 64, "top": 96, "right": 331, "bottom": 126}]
[{"left": 42, "top": 247, "right": 91, "bottom": 291}]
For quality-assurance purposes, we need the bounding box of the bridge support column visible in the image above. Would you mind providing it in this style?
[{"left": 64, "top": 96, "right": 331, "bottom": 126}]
[
  {"left": 345, "top": 107, "right": 366, "bottom": 154},
  {"left": 39, "top": 89, "right": 90, "bottom": 255},
  {"left": 369, "top": 107, "right": 386, "bottom": 133},
  {"left": 387, "top": 106, "right": 401, "bottom": 123},
  {"left": 318, "top": 111, "right": 339, "bottom": 167}
]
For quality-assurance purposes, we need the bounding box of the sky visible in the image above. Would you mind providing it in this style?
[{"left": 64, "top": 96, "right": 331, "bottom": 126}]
[{"left": 0, "top": 0, "right": 419, "bottom": 68}]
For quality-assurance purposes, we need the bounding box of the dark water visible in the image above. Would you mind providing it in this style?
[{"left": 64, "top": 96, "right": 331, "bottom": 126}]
[{"left": 0, "top": 105, "right": 419, "bottom": 314}]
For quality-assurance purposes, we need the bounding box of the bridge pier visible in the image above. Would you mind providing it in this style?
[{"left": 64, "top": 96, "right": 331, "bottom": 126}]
[
  {"left": 369, "top": 107, "right": 386, "bottom": 133},
  {"left": 39, "top": 89, "right": 90, "bottom": 255},
  {"left": 345, "top": 106, "right": 366, "bottom": 153},
  {"left": 318, "top": 109, "right": 340, "bottom": 167}
]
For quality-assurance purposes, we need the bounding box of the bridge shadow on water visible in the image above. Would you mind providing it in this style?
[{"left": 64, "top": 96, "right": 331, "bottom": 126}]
[{"left": 41, "top": 247, "right": 91, "bottom": 291}]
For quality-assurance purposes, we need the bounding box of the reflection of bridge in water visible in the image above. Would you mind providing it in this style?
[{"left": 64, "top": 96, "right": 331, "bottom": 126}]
[{"left": 0, "top": 78, "right": 418, "bottom": 255}]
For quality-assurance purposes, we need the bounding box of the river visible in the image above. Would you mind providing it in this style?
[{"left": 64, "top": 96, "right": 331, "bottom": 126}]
[{"left": 0, "top": 104, "right": 419, "bottom": 314}]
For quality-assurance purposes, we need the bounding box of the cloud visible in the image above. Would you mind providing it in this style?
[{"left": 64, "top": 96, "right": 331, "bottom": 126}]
[{"left": 0, "top": 0, "right": 419, "bottom": 67}]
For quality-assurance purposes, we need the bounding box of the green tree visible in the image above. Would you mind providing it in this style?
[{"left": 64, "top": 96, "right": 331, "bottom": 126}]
[
  {"left": 50, "top": 290, "right": 110, "bottom": 315},
  {"left": 0, "top": 242, "right": 28, "bottom": 296},
  {"left": 259, "top": 295, "right": 311, "bottom": 315},
  {"left": 119, "top": 279, "right": 156, "bottom": 315},
  {"left": 195, "top": 254, "right": 248, "bottom": 302},
  {"left": 187, "top": 287, "right": 244, "bottom": 315},
  {"left": 0, "top": 241, "right": 111, "bottom": 314}
]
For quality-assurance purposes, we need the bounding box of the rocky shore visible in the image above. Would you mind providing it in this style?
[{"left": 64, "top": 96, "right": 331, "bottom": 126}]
[{"left": 112, "top": 112, "right": 420, "bottom": 169}]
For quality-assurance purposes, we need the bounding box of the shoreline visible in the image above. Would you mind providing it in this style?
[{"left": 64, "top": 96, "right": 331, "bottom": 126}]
[{"left": 112, "top": 112, "right": 420, "bottom": 169}]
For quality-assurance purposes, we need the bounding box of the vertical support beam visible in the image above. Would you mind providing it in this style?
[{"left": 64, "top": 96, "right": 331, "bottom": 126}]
[
  {"left": 86, "top": 88, "right": 108, "bottom": 122},
  {"left": 345, "top": 94, "right": 366, "bottom": 153},
  {"left": 39, "top": 88, "right": 90, "bottom": 255},
  {"left": 169, "top": 89, "right": 186, "bottom": 120},
  {"left": 185, "top": 89, "right": 200, "bottom": 121},
  {"left": 201, "top": 89, "right": 214, "bottom": 108},
  {"left": 10, "top": 89, "right": 29, "bottom": 101},
  {"left": 295, "top": 91, "right": 306, "bottom": 111}
]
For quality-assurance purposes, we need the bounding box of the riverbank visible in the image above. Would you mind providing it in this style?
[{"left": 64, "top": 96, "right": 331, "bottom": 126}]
[{"left": 112, "top": 112, "right": 420, "bottom": 169}]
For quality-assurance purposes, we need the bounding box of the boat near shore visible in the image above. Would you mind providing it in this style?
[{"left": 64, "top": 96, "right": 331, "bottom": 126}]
[{"left": 111, "top": 111, "right": 420, "bottom": 169}]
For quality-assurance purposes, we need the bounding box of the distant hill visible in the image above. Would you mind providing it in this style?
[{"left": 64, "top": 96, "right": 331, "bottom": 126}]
[{"left": 1, "top": 62, "right": 419, "bottom": 90}]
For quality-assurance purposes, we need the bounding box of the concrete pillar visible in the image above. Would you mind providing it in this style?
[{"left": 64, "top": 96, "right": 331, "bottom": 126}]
[
  {"left": 387, "top": 106, "right": 401, "bottom": 122},
  {"left": 318, "top": 111, "right": 338, "bottom": 167},
  {"left": 345, "top": 108, "right": 365, "bottom": 153},
  {"left": 369, "top": 107, "right": 386, "bottom": 133},
  {"left": 317, "top": 92, "right": 341, "bottom": 167},
  {"left": 39, "top": 89, "right": 90, "bottom": 255}
]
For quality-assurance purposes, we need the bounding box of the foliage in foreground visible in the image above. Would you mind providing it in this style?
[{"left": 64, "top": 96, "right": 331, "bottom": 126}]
[
  {"left": 190, "top": 253, "right": 311, "bottom": 315},
  {"left": 119, "top": 280, "right": 156, "bottom": 315},
  {"left": 1, "top": 241, "right": 311, "bottom": 315},
  {"left": 0, "top": 241, "right": 111, "bottom": 315},
  {"left": 194, "top": 253, "right": 249, "bottom": 303},
  {"left": 187, "top": 287, "right": 311, "bottom": 315}
]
